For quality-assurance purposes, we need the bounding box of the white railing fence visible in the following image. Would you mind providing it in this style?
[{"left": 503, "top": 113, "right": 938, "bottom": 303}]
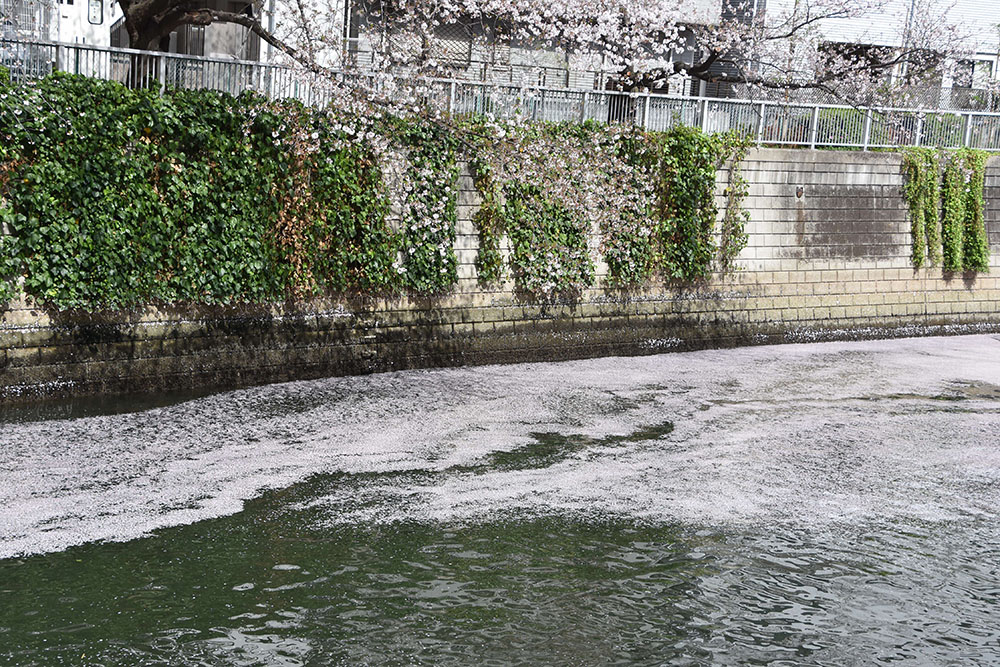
[
  {"left": 448, "top": 83, "right": 1000, "bottom": 151},
  {"left": 0, "top": 39, "right": 337, "bottom": 103},
  {"left": 3, "top": 38, "right": 1000, "bottom": 151}
]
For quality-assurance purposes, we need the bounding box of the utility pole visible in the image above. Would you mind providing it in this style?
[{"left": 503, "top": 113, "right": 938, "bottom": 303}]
[
  {"left": 899, "top": 0, "right": 919, "bottom": 83},
  {"left": 266, "top": 0, "right": 275, "bottom": 63},
  {"left": 342, "top": 0, "right": 352, "bottom": 66}
]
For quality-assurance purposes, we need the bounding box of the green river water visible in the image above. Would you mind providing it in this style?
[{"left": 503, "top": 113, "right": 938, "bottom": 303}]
[{"left": 2, "top": 335, "right": 1000, "bottom": 665}]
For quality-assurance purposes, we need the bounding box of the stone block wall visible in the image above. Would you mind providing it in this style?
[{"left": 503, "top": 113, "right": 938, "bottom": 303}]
[{"left": 1, "top": 148, "right": 998, "bottom": 402}]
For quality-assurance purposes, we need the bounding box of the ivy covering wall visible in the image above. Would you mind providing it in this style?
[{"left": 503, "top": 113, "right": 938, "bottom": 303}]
[
  {"left": 0, "top": 74, "right": 750, "bottom": 309},
  {"left": 902, "top": 147, "right": 990, "bottom": 273},
  {"left": 463, "top": 121, "right": 750, "bottom": 298},
  {"left": 0, "top": 74, "right": 466, "bottom": 307}
]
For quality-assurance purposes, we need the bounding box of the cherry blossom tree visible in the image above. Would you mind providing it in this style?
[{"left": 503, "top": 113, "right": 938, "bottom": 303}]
[
  {"left": 704, "top": 0, "right": 972, "bottom": 105},
  {"left": 114, "top": 0, "right": 970, "bottom": 108}
]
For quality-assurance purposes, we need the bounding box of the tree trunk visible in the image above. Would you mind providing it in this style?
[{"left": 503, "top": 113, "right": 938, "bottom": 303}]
[{"left": 124, "top": 25, "right": 171, "bottom": 89}]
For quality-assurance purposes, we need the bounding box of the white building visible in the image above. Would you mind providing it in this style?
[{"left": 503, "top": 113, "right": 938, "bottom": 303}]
[
  {"left": 54, "top": 0, "right": 110, "bottom": 45},
  {"left": 1, "top": 0, "right": 113, "bottom": 45}
]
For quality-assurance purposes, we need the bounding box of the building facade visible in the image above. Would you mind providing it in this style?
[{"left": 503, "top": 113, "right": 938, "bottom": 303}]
[
  {"left": 1, "top": 0, "right": 263, "bottom": 58},
  {"left": 761, "top": 0, "right": 1000, "bottom": 108},
  {"left": 344, "top": 0, "right": 722, "bottom": 93}
]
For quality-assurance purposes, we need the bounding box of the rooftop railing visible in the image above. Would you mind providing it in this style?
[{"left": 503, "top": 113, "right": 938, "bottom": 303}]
[{"left": 3, "top": 37, "right": 1000, "bottom": 151}]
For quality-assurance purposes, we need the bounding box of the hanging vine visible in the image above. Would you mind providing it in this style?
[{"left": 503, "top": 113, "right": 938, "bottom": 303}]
[
  {"left": 906, "top": 148, "right": 988, "bottom": 274},
  {"left": 717, "top": 137, "right": 752, "bottom": 275},
  {"left": 941, "top": 151, "right": 969, "bottom": 272},
  {"left": 902, "top": 149, "right": 929, "bottom": 267},
  {"left": 901, "top": 148, "right": 945, "bottom": 268},
  {"left": 0, "top": 151, "right": 18, "bottom": 304},
  {"left": 962, "top": 149, "right": 990, "bottom": 272},
  {"left": 394, "top": 118, "right": 461, "bottom": 294},
  {"left": 470, "top": 156, "right": 506, "bottom": 286},
  {"left": 922, "top": 150, "right": 942, "bottom": 266}
]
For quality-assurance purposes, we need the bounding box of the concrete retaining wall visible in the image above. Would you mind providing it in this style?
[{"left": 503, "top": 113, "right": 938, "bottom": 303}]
[{"left": 2, "top": 147, "right": 999, "bottom": 401}]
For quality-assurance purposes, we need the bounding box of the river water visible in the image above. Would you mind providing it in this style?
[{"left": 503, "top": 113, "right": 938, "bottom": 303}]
[{"left": 2, "top": 335, "right": 1000, "bottom": 665}]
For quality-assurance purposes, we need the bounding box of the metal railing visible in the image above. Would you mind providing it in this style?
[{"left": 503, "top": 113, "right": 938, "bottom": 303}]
[
  {"left": 4, "top": 38, "right": 1000, "bottom": 151},
  {"left": 0, "top": 38, "right": 337, "bottom": 102},
  {"left": 722, "top": 83, "right": 1000, "bottom": 114},
  {"left": 448, "top": 82, "right": 1000, "bottom": 150}
]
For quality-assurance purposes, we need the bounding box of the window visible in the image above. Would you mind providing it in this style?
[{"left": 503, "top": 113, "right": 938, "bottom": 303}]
[{"left": 954, "top": 60, "right": 974, "bottom": 89}]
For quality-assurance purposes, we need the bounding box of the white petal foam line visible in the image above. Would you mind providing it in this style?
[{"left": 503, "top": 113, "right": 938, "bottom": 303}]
[{"left": 1, "top": 334, "right": 999, "bottom": 559}]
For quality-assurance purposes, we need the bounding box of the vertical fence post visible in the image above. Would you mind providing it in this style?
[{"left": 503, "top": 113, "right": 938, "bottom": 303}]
[
  {"left": 643, "top": 93, "right": 651, "bottom": 130},
  {"left": 699, "top": 98, "right": 709, "bottom": 132},
  {"left": 756, "top": 102, "right": 765, "bottom": 144},
  {"left": 914, "top": 114, "right": 924, "bottom": 147},
  {"left": 963, "top": 113, "right": 973, "bottom": 147},
  {"left": 157, "top": 55, "right": 166, "bottom": 95},
  {"left": 808, "top": 105, "right": 819, "bottom": 149},
  {"left": 580, "top": 91, "right": 588, "bottom": 122},
  {"left": 862, "top": 109, "right": 872, "bottom": 150},
  {"left": 55, "top": 44, "right": 66, "bottom": 73},
  {"left": 448, "top": 81, "right": 456, "bottom": 115}
]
